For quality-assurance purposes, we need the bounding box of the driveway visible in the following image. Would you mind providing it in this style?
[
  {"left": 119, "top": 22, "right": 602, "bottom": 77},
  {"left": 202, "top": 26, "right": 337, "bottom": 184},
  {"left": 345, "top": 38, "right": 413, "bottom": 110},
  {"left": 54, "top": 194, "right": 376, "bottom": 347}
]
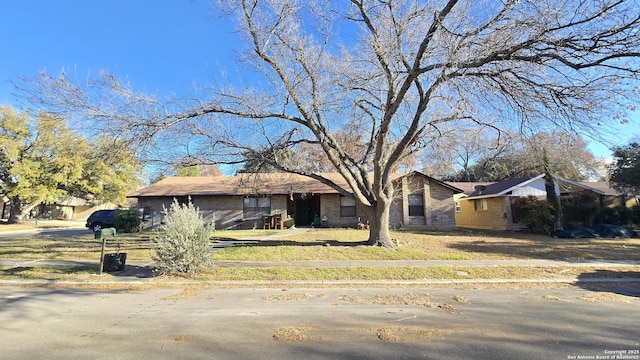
[
  {"left": 0, "top": 220, "right": 88, "bottom": 239},
  {"left": 1, "top": 285, "right": 638, "bottom": 359}
]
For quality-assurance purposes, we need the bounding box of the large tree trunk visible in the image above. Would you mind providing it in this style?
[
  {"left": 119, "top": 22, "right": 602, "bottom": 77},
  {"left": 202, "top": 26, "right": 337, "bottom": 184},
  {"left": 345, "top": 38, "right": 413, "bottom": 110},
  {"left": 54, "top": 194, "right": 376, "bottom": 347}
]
[
  {"left": 365, "top": 198, "right": 396, "bottom": 248},
  {"left": 7, "top": 197, "right": 38, "bottom": 224}
]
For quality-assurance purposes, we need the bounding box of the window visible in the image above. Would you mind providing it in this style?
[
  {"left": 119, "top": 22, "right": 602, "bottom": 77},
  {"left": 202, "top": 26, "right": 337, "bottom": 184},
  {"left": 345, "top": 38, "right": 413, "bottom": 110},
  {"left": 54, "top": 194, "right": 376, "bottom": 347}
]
[
  {"left": 408, "top": 194, "right": 424, "bottom": 216},
  {"left": 174, "top": 196, "right": 190, "bottom": 206},
  {"left": 455, "top": 201, "right": 461, "bottom": 213},
  {"left": 243, "top": 197, "right": 271, "bottom": 219},
  {"left": 474, "top": 199, "right": 488, "bottom": 212},
  {"left": 340, "top": 196, "right": 356, "bottom": 217}
]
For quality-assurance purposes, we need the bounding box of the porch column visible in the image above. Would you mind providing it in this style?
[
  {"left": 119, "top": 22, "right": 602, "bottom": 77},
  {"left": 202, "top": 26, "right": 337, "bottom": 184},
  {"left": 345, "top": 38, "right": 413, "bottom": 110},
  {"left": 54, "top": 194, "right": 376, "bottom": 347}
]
[
  {"left": 402, "top": 177, "right": 410, "bottom": 226},
  {"left": 423, "top": 181, "right": 432, "bottom": 226}
]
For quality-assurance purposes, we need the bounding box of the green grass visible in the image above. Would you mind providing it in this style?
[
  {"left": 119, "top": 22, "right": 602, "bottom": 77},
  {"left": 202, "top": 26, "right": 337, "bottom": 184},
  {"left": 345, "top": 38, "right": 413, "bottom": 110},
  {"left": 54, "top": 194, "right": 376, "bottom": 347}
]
[
  {"left": 1, "top": 227, "right": 639, "bottom": 283},
  {"left": 0, "top": 233, "right": 157, "bottom": 260},
  {"left": 2, "top": 228, "right": 639, "bottom": 262},
  {"left": 0, "top": 266, "right": 95, "bottom": 280}
]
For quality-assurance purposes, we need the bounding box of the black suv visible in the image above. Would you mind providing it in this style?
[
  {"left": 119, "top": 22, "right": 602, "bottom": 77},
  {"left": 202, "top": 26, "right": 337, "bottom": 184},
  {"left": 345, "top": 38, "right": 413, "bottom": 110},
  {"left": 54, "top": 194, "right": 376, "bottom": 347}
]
[{"left": 85, "top": 210, "right": 117, "bottom": 232}]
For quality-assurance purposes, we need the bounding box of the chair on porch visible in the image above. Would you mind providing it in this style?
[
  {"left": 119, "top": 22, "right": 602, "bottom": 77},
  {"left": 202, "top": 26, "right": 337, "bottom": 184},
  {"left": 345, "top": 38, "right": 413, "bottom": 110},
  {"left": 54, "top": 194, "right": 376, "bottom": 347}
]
[
  {"left": 273, "top": 214, "right": 284, "bottom": 229},
  {"left": 262, "top": 215, "right": 272, "bottom": 229}
]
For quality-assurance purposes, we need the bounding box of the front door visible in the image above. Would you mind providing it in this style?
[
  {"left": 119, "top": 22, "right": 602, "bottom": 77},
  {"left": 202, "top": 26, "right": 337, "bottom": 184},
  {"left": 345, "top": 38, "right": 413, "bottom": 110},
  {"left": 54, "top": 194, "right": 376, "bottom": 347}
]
[{"left": 293, "top": 196, "right": 320, "bottom": 227}]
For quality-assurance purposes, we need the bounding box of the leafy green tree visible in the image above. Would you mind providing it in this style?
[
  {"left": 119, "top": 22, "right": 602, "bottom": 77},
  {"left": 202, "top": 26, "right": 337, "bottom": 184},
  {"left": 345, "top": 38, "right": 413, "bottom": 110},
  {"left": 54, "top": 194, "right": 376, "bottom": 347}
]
[
  {"left": 609, "top": 142, "right": 640, "bottom": 196},
  {"left": 114, "top": 209, "right": 143, "bottom": 233},
  {"left": 239, "top": 147, "right": 294, "bottom": 173},
  {"left": 150, "top": 173, "right": 167, "bottom": 184},
  {"left": 0, "top": 106, "right": 141, "bottom": 223},
  {"left": 562, "top": 192, "right": 601, "bottom": 227},
  {"left": 175, "top": 163, "right": 202, "bottom": 176},
  {"left": 543, "top": 148, "right": 563, "bottom": 231},
  {"left": 76, "top": 138, "right": 143, "bottom": 203},
  {"left": 517, "top": 196, "right": 553, "bottom": 234},
  {"left": 150, "top": 163, "right": 222, "bottom": 183}
]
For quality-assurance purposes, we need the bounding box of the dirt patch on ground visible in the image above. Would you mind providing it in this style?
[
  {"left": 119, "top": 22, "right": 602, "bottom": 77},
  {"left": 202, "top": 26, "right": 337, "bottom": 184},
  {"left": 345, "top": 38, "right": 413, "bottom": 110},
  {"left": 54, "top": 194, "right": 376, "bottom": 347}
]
[
  {"left": 263, "top": 293, "right": 311, "bottom": 301},
  {"left": 338, "top": 293, "right": 461, "bottom": 314},
  {"left": 174, "top": 335, "right": 192, "bottom": 342},
  {"left": 376, "top": 327, "right": 448, "bottom": 342},
  {"left": 272, "top": 327, "right": 313, "bottom": 342},
  {"left": 340, "top": 293, "right": 433, "bottom": 306},
  {"left": 578, "top": 292, "right": 634, "bottom": 303},
  {"left": 452, "top": 295, "right": 470, "bottom": 303},
  {"left": 161, "top": 287, "right": 203, "bottom": 300},
  {"left": 542, "top": 295, "right": 571, "bottom": 302}
]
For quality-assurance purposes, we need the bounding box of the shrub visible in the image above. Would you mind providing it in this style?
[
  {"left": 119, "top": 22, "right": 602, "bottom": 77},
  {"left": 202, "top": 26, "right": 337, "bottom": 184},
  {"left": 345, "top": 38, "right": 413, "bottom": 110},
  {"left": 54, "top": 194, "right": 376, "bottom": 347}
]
[
  {"left": 630, "top": 204, "right": 640, "bottom": 227},
  {"left": 115, "top": 209, "right": 142, "bottom": 233},
  {"left": 517, "top": 196, "right": 553, "bottom": 234},
  {"left": 562, "top": 192, "right": 600, "bottom": 227},
  {"left": 595, "top": 206, "right": 633, "bottom": 226},
  {"left": 152, "top": 199, "right": 212, "bottom": 276}
]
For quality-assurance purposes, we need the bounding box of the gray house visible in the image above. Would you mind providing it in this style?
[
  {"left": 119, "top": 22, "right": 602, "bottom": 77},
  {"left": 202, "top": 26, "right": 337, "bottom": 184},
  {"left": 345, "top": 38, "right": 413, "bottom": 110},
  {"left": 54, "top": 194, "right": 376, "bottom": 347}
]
[{"left": 128, "top": 171, "right": 463, "bottom": 230}]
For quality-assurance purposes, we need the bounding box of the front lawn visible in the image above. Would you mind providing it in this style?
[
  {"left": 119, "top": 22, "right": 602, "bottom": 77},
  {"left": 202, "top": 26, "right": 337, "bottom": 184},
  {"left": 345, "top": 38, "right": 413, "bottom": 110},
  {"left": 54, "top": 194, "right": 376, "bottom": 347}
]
[
  {"left": 1, "top": 227, "right": 638, "bottom": 284},
  {"left": 1, "top": 228, "right": 639, "bottom": 262},
  {"left": 211, "top": 228, "right": 640, "bottom": 261}
]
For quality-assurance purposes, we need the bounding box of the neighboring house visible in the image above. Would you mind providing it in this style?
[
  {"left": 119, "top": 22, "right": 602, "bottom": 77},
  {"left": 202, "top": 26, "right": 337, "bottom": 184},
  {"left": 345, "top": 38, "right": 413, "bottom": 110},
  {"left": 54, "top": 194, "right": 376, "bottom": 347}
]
[
  {"left": 579, "top": 181, "right": 640, "bottom": 208},
  {"left": 446, "top": 182, "right": 494, "bottom": 197},
  {"left": 127, "top": 171, "right": 463, "bottom": 230},
  {"left": 451, "top": 174, "right": 604, "bottom": 231},
  {"left": 33, "top": 197, "right": 93, "bottom": 220},
  {"left": 0, "top": 196, "right": 113, "bottom": 221},
  {"left": 31, "top": 198, "right": 121, "bottom": 220}
]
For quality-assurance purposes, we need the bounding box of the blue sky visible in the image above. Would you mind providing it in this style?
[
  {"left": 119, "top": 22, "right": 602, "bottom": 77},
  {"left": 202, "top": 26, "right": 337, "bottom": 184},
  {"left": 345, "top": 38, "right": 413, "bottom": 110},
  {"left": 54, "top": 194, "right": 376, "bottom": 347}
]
[
  {"left": 0, "top": 0, "right": 236, "bottom": 101},
  {"left": 0, "top": 0, "right": 638, "bottom": 160}
]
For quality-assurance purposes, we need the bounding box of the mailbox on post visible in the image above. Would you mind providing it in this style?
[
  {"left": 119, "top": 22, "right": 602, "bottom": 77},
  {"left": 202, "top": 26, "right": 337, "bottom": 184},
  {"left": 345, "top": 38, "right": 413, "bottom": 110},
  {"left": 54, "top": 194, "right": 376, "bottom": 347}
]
[
  {"left": 94, "top": 227, "right": 117, "bottom": 240},
  {"left": 95, "top": 228, "right": 125, "bottom": 274}
]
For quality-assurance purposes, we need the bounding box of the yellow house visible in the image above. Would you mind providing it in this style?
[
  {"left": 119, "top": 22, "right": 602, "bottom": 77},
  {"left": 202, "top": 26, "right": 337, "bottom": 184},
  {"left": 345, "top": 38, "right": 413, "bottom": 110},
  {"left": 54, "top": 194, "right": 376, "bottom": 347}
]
[{"left": 451, "top": 175, "right": 604, "bottom": 231}]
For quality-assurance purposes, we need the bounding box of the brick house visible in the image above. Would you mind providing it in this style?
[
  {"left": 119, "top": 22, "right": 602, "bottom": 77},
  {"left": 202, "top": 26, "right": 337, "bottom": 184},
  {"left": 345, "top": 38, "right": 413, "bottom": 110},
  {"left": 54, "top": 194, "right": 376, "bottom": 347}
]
[
  {"left": 579, "top": 181, "right": 640, "bottom": 208},
  {"left": 128, "top": 171, "right": 463, "bottom": 230},
  {"left": 451, "top": 174, "right": 603, "bottom": 231}
]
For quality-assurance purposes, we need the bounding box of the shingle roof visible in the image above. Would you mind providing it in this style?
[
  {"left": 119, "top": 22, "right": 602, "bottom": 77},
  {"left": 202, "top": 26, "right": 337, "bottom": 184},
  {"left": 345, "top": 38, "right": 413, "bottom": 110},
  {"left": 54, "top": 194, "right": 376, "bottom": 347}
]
[
  {"left": 128, "top": 173, "right": 340, "bottom": 197},
  {"left": 456, "top": 175, "right": 607, "bottom": 199},
  {"left": 128, "top": 172, "right": 463, "bottom": 198},
  {"left": 446, "top": 182, "right": 495, "bottom": 196},
  {"left": 467, "top": 176, "right": 538, "bottom": 197},
  {"left": 579, "top": 181, "right": 623, "bottom": 196}
]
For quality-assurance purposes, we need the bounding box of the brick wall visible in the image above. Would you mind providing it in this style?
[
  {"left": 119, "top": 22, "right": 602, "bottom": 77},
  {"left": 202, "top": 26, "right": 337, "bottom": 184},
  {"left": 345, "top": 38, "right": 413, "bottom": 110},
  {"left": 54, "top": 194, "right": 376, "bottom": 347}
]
[
  {"left": 134, "top": 173, "right": 458, "bottom": 230},
  {"left": 455, "top": 196, "right": 520, "bottom": 230},
  {"left": 135, "top": 195, "right": 290, "bottom": 230},
  {"left": 318, "top": 193, "right": 370, "bottom": 228},
  {"left": 429, "top": 182, "right": 458, "bottom": 229},
  {"left": 388, "top": 174, "right": 457, "bottom": 230}
]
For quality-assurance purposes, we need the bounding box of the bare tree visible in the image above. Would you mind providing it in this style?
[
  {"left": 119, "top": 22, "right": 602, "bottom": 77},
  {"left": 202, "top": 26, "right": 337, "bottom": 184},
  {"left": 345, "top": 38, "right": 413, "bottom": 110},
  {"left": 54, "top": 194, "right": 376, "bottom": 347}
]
[
  {"left": 443, "top": 130, "right": 603, "bottom": 181},
  {"left": 18, "top": 0, "right": 640, "bottom": 247},
  {"left": 427, "top": 127, "right": 514, "bottom": 181}
]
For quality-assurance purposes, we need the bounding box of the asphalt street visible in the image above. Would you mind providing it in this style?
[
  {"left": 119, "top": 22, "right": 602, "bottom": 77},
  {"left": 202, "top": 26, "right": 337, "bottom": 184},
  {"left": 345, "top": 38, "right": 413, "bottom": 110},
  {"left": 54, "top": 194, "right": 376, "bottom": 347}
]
[
  {"left": 1, "top": 224, "right": 639, "bottom": 359},
  {"left": 1, "top": 285, "right": 638, "bottom": 359}
]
